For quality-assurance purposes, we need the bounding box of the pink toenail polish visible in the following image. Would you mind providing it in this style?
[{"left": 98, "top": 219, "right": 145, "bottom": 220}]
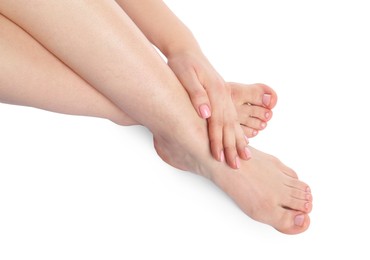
[
  {"left": 265, "top": 112, "right": 270, "bottom": 119},
  {"left": 294, "top": 214, "right": 305, "bottom": 227},
  {"left": 262, "top": 94, "right": 271, "bottom": 107},
  {"left": 199, "top": 104, "right": 211, "bottom": 119}
]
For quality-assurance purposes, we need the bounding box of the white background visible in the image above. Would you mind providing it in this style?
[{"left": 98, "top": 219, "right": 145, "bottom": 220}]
[{"left": 1, "top": 0, "right": 369, "bottom": 259}]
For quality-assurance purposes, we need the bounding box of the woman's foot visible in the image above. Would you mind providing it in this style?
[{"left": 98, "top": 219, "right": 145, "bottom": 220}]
[
  {"left": 229, "top": 82, "right": 278, "bottom": 137},
  {"left": 211, "top": 146, "right": 312, "bottom": 234},
  {"left": 153, "top": 132, "right": 312, "bottom": 235}
]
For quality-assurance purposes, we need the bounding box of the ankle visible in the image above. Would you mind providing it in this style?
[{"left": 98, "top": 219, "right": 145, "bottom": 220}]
[{"left": 152, "top": 123, "right": 212, "bottom": 178}]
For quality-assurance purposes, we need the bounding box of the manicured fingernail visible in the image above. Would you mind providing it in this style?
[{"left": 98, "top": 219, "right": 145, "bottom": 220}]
[
  {"left": 262, "top": 94, "right": 271, "bottom": 107},
  {"left": 305, "top": 202, "right": 310, "bottom": 210},
  {"left": 306, "top": 186, "right": 311, "bottom": 193},
  {"left": 235, "top": 157, "right": 240, "bottom": 169},
  {"left": 252, "top": 130, "right": 258, "bottom": 136},
  {"left": 244, "top": 135, "right": 249, "bottom": 143},
  {"left": 245, "top": 147, "right": 251, "bottom": 159},
  {"left": 199, "top": 104, "right": 211, "bottom": 119},
  {"left": 220, "top": 150, "right": 225, "bottom": 162},
  {"left": 294, "top": 214, "right": 305, "bottom": 227},
  {"left": 261, "top": 122, "right": 267, "bottom": 129},
  {"left": 306, "top": 193, "right": 312, "bottom": 201}
]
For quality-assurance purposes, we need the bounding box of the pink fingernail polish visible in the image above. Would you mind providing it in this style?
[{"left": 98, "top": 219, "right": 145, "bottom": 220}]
[
  {"left": 294, "top": 214, "right": 305, "bottom": 227},
  {"left": 263, "top": 94, "right": 271, "bottom": 107},
  {"left": 244, "top": 135, "right": 249, "bottom": 143},
  {"left": 220, "top": 150, "right": 225, "bottom": 162},
  {"left": 261, "top": 122, "right": 267, "bottom": 129},
  {"left": 199, "top": 104, "right": 211, "bottom": 119},
  {"left": 252, "top": 130, "right": 258, "bottom": 136},
  {"left": 235, "top": 157, "right": 240, "bottom": 169},
  {"left": 245, "top": 147, "right": 251, "bottom": 159}
]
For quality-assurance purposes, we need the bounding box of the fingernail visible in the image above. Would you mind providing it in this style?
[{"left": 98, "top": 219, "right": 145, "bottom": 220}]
[
  {"left": 262, "top": 94, "right": 271, "bottom": 107},
  {"left": 199, "top": 104, "right": 211, "bottom": 119},
  {"left": 294, "top": 214, "right": 305, "bottom": 227},
  {"left": 306, "top": 186, "right": 311, "bottom": 193},
  {"left": 220, "top": 150, "right": 225, "bottom": 162},
  {"left": 244, "top": 135, "right": 249, "bottom": 143},
  {"left": 235, "top": 157, "right": 240, "bottom": 169},
  {"left": 260, "top": 122, "right": 267, "bottom": 129},
  {"left": 245, "top": 147, "right": 251, "bottom": 159}
]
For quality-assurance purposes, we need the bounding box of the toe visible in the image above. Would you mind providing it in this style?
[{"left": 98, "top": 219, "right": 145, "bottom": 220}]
[
  {"left": 237, "top": 105, "right": 272, "bottom": 123},
  {"left": 282, "top": 196, "right": 312, "bottom": 213},
  {"left": 290, "top": 187, "right": 313, "bottom": 202},
  {"left": 230, "top": 82, "right": 278, "bottom": 109},
  {"left": 275, "top": 210, "right": 311, "bottom": 235},
  {"left": 254, "top": 83, "right": 278, "bottom": 109},
  {"left": 241, "top": 125, "right": 259, "bottom": 138}
]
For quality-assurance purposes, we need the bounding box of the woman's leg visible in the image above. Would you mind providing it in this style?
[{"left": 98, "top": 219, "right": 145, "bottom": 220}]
[
  {"left": 0, "top": 13, "right": 136, "bottom": 126},
  {"left": 0, "top": 1, "right": 312, "bottom": 234},
  {"left": 0, "top": 12, "right": 274, "bottom": 135}
]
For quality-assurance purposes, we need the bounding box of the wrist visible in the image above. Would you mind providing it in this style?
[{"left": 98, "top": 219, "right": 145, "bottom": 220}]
[
  {"left": 164, "top": 44, "right": 204, "bottom": 62},
  {"left": 161, "top": 34, "right": 203, "bottom": 60}
]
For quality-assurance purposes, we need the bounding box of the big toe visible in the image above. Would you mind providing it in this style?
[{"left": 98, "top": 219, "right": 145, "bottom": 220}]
[
  {"left": 230, "top": 82, "right": 278, "bottom": 109},
  {"left": 274, "top": 210, "right": 311, "bottom": 235}
]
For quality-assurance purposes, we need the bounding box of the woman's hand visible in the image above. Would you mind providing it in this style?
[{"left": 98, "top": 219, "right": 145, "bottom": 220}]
[{"left": 167, "top": 51, "right": 251, "bottom": 169}]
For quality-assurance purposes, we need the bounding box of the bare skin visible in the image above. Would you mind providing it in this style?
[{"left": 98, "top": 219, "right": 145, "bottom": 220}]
[
  {"left": 0, "top": 1, "right": 312, "bottom": 234},
  {"left": 117, "top": 0, "right": 278, "bottom": 166},
  {"left": 0, "top": 13, "right": 275, "bottom": 138}
]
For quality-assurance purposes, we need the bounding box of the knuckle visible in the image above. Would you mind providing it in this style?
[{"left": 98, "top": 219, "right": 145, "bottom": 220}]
[
  {"left": 190, "top": 88, "right": 207, "bottom": 101},
  {"left": 208, "top": 77, "right": 226, "bottom": 91},
  {"left": 223, "top": 144, "right": 236, "bottom": 152},
  {"left": 209, "top": 117, "right": 223, "bottom": 128}
]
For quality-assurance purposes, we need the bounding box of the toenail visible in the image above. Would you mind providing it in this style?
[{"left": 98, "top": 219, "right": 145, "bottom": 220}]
[
  {"left": 199, "top": 104, "right": 211, "bottom": 119},
  {"left": 265, "top": 112, "right": 270, "bottom": 119},
  {"left": 294, "top": 214, "right": 305, "bottom": 227},
  {"left": 262, "top": 94, "right": 271, "bottom": 107}
]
